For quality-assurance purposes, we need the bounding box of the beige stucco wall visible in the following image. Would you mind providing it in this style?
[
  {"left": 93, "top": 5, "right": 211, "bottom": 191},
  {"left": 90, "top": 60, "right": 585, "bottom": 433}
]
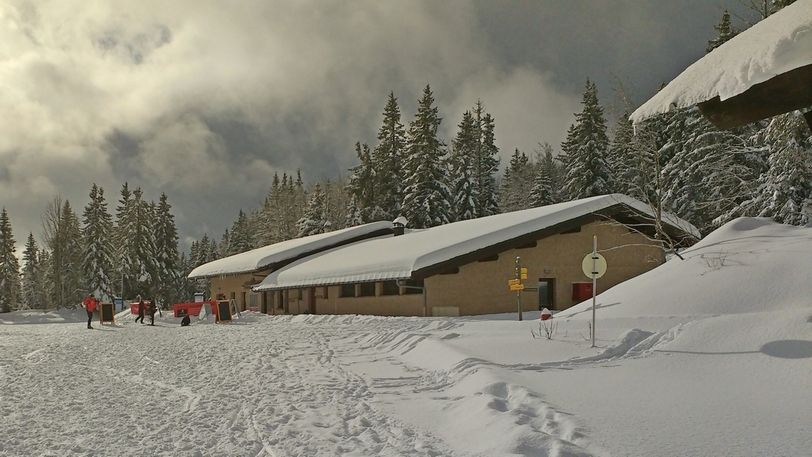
[
  {"left": 425, "top": 220, "right": 663, "bottom": 315},
  {"left": 209, "top": 273, "right": 267, "bottom": 311},
  {"left": 270, "top": 220, "right": 664, "bottom": 317}
]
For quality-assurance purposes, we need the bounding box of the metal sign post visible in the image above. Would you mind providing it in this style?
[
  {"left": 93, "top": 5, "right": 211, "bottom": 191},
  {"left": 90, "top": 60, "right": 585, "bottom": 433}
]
[
  {"left": 515, "top": 256, "right": 523, "bottom": 321},
  {"left": 581, "top": 236, "right": 607, "bottom": 348},
  {"left": 591, "top": 236, "right": 597, "bottom": 348}
]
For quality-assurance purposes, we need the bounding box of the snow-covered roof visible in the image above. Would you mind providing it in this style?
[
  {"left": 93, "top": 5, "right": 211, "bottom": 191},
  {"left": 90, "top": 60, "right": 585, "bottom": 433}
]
[
  {"left": 254, "top": 194, "right": 699, "bottom": 291},
  {"left": 630, "top": 1, "right": 812, "bottom": 124},
  {"left": 188, "top": 222, "right": 393, "bottom": 278}
]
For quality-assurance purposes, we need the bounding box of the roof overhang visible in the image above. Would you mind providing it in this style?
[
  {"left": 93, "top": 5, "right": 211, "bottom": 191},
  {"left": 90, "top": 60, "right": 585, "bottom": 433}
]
[{"left": 697, "top": 63, "right": 812, "bottom": 130}]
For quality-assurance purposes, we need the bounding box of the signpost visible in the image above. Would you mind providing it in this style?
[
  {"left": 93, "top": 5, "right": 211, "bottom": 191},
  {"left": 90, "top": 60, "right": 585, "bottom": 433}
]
[
  {"left": 581, "top": 235, "right": 607, "bottom": 348},
  {"left": 514, "top": 257, "right": 523, "bottom": 320}
]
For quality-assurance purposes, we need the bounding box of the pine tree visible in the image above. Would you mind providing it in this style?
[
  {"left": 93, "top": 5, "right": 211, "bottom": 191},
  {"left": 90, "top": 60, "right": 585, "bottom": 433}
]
[
  {"left": 748, "top": 112, "right": 812, "bottom": 225},
  {"left": 297, "top": 183, "right": 332, "bottom": 236},
  {"left": 346, "top": 142, "right": 381, "bottom": 223},
  {"left": 119, "top": 188, "right": 157, "bottom": 298},
  {"left": 500, "top": 149, "right": 533, "bottom": 211},
  {"left": 21, "top": 233, "right": 42, "bottom": 309},
  {"left": 561, "top": 80, "right": 613, "bottom": 200},
  {"left": 81, "top": 184, "right": 115, "bottom": 301},
  {"left": 529, "top": 144, "right": 557, "bottom": 207},
  {"left": 608, "top": 112, "right": 655, "bottom": 200},
  {"left": 153, "top": 193, "right": 180, "bottom": 306},
  {"left": 372, "top": 92, "right": 407, "bottom": 219},
  {"left": 228, "top": 210, "right": 253, "bottom": 254},
  {"left": 474, "top": 102, "right": 500, "bottom": 216},
  {"left": 401, "top": 84, "right": 451, "bottom": 228},
  {"left": 53, "top": 200, "right": 83, "bottom": 308},
  {"left": 707, "top": 10, "right": 738, "bottom": 53},
  {"left": 0, "top": 208, "right": 21, "bottom": 312},
  {"left": 448, "top": 110, "right": 479, "bottom": 221}
]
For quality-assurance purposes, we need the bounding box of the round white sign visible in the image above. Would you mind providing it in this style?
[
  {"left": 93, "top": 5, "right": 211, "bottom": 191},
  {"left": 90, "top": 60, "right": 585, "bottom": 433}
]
[{"left": 581, "top": 252, "right": 607, "bottom": 279}]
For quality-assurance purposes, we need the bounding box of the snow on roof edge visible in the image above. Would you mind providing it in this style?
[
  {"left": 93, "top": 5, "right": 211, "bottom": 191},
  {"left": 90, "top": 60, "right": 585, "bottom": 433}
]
[
  {"left": 630, "top": 1, "right": 812, "bottom": 124},
  {"left": 188, "top": 221, "right": 393, "bottom": 279},
  {"left": 254, "top": 194, "right": 699, "bottom": 291}
]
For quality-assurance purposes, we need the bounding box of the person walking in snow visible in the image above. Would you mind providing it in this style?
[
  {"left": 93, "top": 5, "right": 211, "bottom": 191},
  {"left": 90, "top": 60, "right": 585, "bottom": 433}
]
[
  {"left": 83, "top": 293, "right": 98, "bottom": 329},
  {"left": 134, "top": 295, "right": 145, "bottom": 324},
  {"left": 147, "top": 299, "right": 157, "bottom": 326}
]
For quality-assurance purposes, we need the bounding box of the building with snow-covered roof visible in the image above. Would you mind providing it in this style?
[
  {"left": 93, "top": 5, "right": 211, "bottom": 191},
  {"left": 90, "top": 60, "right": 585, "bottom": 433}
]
[
  {"left": 187, "top": 222, "right": 392, "bottom": 311},
  {"left": 631, "top": 0, "right": 812, "bottom": 130},
  {"left": 253, "top": 194, "right": 699, "bottom": 316}
]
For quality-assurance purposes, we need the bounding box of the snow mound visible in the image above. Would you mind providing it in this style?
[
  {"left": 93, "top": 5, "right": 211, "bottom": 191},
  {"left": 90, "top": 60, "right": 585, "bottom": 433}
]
[
  {"left": 562, "top": 217, "right": 812, "bottom": 318},
  {"left": 0, "top": 309, "right": 87, "bottom": 324}
]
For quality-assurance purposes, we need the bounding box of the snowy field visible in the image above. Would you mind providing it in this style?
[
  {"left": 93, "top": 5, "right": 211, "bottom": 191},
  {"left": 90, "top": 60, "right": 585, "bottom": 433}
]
[{"left": 1, "top": 217, "right": 811, "bottom": 457}]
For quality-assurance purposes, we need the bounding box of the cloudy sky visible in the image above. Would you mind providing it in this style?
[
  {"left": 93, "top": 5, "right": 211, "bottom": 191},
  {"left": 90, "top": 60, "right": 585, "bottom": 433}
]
[{"left": 0, "top": 0, "right": 754, "bottom": 250}]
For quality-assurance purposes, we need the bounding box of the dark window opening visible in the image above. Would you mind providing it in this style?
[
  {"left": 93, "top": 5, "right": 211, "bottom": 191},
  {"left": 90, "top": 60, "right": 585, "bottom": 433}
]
[
  {"left": 402, "top": 279, "right": 424, "bottom": 295},
  {"left": 478, "top": 254, "right": 499, "bottom": 262},
  {"left": 560, "top": 226, "right": 582, "bottom": 234},
  {"left": 340, "top": 284, "right": 355, "bottom": 298},
  {"left": 381, "top": 281, "right": 400, "bottom": 296},
  {"left": 358, "top": 283, "right": 375, "bottom": 297},
  {"left": 322, "top": 287, "right": 329, "bottom": 299}
]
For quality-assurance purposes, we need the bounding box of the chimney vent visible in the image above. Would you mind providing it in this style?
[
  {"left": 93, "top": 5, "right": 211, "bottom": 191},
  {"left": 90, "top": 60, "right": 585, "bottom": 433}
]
[{"left": 392, "top": 216, "right": 408, "bottom": 236}]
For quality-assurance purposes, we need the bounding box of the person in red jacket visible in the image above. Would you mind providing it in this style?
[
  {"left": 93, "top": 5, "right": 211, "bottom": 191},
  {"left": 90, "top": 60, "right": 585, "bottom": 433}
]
[{"left": 83, "top": 293, "right": 98, "bottom": 329}]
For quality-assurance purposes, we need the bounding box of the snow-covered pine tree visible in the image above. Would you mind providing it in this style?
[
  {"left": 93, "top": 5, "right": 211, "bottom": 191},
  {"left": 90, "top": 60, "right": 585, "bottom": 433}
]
[
  {"left": 120, "top": 188, "right": 157, "bottom": 298},
  {"left": 662, "top": 108, "right": 764, "bottom": 232},
  {"left": 561, "top": 80, "right": 613, "bottom": 200},
  {"left": 228, "top": 210, "right": 253, "bottom": 255},
  {"left": 372, "top": 92, "right": 407, "bottom": 219},
  {"left": 608, "top": 112, "right": 656, "bottom": 201},
  {"left": 297, "top": 183, "right": 332, "bottom": 236},
  {"left": 500, "top": 149, "right": 533, "bottom": 212},
  {"left": 474, "top": 102, "right": 500, "bottom": 217},
  {"left": 60, "top": 200, "right": 83, "bottom": 307},
  {"left": 324, "top": 176, "right": 350, "bottom": 230},
  {"left": 748, "top": 112, "right": 812, "bottom": 225},
  {"left": 346, "top": 142, "right": 381, "bottom": 223},
  {"left": 529, "top": 144, "right": 557, "bottom": 207},
  {"left": 153, "top": 193, "right": 180, "bottom": 306},
  {"left": 81, "top": 184, "right": 115, "bottom": 301},
  {"left": 21, "top": 233, "right": 42, "bottom": 310},
  {"left": 0, "top": 208, "right": 21, "bottom": 312},
  {"left": 402, "top": 85, "right": 451, "bottom": 228},
  {"left": 706, "top": 10, "right": 738, "bottom": 53},
  {"left": 113, "top": 183, "right": 132, "bottom": 297},
  {"left": 448, "top": 110, "right": 479, "bottom": 222},
  {"left": 38, "top": 249, "right": 54, "bottom": 308}
]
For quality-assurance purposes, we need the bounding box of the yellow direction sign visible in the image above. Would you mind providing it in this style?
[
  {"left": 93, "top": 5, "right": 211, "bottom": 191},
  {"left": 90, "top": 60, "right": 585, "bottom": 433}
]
[
  {"left": 509, "top": 284, "right": 525, "bottom": 291},
  {"left": 520, "top": 267, "right": 528, "bottom": 280},
  {"left": 508, "top": 279, "right": 521, "bottom": 286}
]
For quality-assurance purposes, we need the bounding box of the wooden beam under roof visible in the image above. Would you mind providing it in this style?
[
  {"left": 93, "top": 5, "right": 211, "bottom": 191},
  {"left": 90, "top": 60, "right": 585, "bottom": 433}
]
[{"left": 697, "top": 64, "right": 812, "bottom": 130}]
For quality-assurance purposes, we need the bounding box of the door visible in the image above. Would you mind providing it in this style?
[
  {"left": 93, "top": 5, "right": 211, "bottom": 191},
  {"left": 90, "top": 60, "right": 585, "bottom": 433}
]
[{"left": 538, "top": 278, "right": 555, "bottom": 310}]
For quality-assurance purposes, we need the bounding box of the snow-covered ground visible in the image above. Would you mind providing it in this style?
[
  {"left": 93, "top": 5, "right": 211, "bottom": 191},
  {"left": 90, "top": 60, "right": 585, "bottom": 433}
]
[{"left": 1, "top": 217, "right": 810, "bottom": 456}]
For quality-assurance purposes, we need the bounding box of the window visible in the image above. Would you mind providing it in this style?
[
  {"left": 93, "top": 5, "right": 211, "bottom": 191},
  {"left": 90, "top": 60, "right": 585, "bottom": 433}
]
[
  {"left": 402, "top": 279, "right": 424, "bottom": 295},
  {"left": 358, "top": 283, "right": 375, "bottom": 297},
  {"left": 381, "top": 281, "right": 400, "bottom": 296},
  {"left": 296, "top": 289, "right": 303, "bottom": 301},
  {"left": 340, "top": 284, "right": 355, "bottom": 298}
]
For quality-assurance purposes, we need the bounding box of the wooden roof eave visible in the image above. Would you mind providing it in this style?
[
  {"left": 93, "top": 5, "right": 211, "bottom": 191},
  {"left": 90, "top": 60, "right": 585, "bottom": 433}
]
[
  {"left": 697, "top": 63, "right": 812, "bottom": 130},
  {"left": 412, "top": 203, "right": 692, "bottom": 280}
]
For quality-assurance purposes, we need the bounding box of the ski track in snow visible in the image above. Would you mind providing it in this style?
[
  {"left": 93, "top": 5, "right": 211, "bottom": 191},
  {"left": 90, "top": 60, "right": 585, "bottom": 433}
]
[
  {"left": 0, "top": 316, "right": 459, "bottom": 457},
  {"left": 0, "top": 312, "right": 687, "bottom": 457}
]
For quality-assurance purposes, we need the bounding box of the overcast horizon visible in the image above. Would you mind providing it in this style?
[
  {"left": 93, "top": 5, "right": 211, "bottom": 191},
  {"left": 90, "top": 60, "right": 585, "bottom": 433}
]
[{"left": 0, "top": 0, "right": 756, "bottom": 250}]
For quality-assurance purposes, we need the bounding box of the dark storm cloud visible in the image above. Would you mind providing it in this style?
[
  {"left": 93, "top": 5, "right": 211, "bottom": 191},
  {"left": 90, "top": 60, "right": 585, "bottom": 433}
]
[{"left": 0, "top": 0, "right": 748, "bottom": 250}]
